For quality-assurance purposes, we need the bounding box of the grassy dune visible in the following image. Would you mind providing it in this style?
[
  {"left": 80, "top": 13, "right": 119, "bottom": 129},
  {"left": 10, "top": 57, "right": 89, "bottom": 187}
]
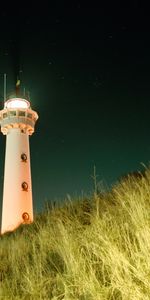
[{"left": 1, "top": 168, "right": 150, "bottom": 299}]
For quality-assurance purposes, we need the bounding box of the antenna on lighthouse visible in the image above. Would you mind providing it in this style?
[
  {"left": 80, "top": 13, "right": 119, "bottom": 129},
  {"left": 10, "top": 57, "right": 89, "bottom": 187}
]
[
  {"left": 4, "top": 73, "right": 7, "bottom": 103},
  {"left": 23, "top": 87, "right": 26, "bottom": 97},
  {"left": 27, "top": 90, "right": 30, "bottom": 101},
  {"left": 16, "top": 77, "right": 20, "bottom": 97}
]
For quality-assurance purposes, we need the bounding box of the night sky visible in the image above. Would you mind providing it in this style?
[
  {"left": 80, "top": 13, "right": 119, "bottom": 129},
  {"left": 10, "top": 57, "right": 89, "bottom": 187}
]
[{"left": 0, "top": 2, "right": 150, "bottom": 216}]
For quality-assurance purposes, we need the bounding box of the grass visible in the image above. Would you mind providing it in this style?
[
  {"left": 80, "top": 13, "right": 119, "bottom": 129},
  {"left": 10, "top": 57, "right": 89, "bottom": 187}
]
[{"left": 1, "top": 167, "right": 150, "bottom": 299}]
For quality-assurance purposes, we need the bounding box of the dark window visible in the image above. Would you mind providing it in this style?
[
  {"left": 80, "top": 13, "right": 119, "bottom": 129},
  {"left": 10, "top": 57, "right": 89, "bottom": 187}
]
[
  {"left": 10, "top": 111, "right": 16, "bottom": 116},
  {"left": 22, "top": 182, "right": 28, "bottom": 191},
  {"left": 21, "top": 153, "right": 27, "bottom": 162},
  {"left": 3, "top": 113, "right": 7, "bottom": 118},
  {"left": 22, "top": 212, "right": 30, "bottom": 222},
  {"left": 27, "top": 113, "right": 32, "bottom": 119},
  {"left": 19, "top": 111, "right": 25, "bottom": 117}
]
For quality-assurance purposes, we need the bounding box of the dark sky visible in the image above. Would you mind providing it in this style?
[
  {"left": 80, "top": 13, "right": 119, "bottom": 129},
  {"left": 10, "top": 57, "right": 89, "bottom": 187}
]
[{"left": 0, "top": 1, "right": 150, "bottom": 214}]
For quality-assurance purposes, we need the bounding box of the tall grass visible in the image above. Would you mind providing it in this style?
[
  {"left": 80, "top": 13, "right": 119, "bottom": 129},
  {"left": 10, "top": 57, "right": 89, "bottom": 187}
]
[{"left": 1, "top": 168, "right": 150, "bottom": 299}]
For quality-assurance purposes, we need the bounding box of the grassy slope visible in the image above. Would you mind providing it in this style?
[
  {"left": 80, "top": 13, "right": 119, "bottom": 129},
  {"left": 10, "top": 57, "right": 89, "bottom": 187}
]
[{"left": 1, "top": 169, "right": 150, "bottom": 299}]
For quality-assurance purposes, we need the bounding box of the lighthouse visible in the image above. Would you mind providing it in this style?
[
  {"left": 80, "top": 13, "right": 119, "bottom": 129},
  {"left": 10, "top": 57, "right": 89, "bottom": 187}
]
[{"left": 0, "top": 80, "right": 38, "bottom": 234}]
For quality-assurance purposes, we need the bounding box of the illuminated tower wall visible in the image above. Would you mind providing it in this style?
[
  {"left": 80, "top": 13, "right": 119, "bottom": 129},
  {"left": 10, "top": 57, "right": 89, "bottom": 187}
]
[{"left": 0, "top": 97, "right": 38, "bottom": 234}]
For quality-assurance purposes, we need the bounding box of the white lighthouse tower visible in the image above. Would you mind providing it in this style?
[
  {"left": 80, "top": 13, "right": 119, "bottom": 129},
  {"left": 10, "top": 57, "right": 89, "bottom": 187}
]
[{"left": 0, "top": 80, "right": 38, "bottom": 234}]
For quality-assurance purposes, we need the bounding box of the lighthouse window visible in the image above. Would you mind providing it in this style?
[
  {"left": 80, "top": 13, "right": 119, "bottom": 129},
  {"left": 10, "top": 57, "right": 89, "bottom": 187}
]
[
  {"left": 27, "top": 113, "right": 32, "bottom": 119},
  {"left": 21, "top": 153, "right": 27, "bottom": 162},
  {"left": 19, "top": 111, "right": 25, "bottom": 117},
  {"left": 3, "top": 113, "right": 7, "bottom": 118},
  {"left": 22, "top": 212, "right": 30, "bottom": 222},
  {"left": 22, "top": 181, "right": 28, "bottom": 191},
  {"left": 21, "top": 129, "right": 25, "bottom": 133},
  {"left": 10, "top": 111, "right": 16, "bottom": 116}
]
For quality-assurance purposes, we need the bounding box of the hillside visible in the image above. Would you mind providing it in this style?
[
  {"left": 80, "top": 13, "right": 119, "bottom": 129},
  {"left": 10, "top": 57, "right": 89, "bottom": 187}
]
[{"left": 1, "top": 168, "right": 150, "bottom": 299}]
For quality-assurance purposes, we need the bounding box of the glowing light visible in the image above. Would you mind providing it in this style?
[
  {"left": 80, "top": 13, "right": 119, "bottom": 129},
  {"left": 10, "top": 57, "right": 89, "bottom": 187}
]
[{"left": 4, "top": 98, "right": 30, "bottom": 109}]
